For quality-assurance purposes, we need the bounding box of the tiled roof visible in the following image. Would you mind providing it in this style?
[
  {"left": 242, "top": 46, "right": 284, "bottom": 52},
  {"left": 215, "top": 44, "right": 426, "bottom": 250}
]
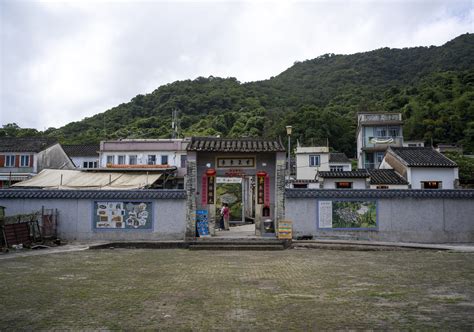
[
  {"left": 368, "top": 169, "right": 408, "bottom": 185},
  {"left": 317, "top": 170, "right": 369, "bottom": 178},
  {"left": 0, "top": 189, "right": 186, "bottom": 199},
  {"left": 389, "top": 147, "right": 457, "bottom": 167},
  {"left": 0, "top": 137, "right": 57, "bottom": 153},
  {"left": 329, "top": 153, "right": 350, "bottom": 163},
  {"left": 187, "top": 137, "right": 285, "bottom": 153},
  {"left": 290, "top": 179, "right": 319, "bottom": 183},
  {"left": 62, "top": 144, "right": 99, "bottom": 157},
  {"left": 286, "top": 189, "right": 474, "bottom": 199}
]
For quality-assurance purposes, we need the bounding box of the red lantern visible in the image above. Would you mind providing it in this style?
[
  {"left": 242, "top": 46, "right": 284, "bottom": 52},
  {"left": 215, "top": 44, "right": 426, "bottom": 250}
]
[{"left": 256, "top": 171, "right": 267, "bottom": 177}]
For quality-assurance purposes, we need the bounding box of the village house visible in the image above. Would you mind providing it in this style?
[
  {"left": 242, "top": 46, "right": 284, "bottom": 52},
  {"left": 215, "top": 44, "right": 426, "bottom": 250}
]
[
  {"left": 0, "top": 137, "right": 74, "bottom": 188},
  {"left": 63, "top": 144, "right": 100, "bottom": 169},
  {"left": 356, "top": 111, "right": 404, "bottom": 169},
  {"left": 380, "top": 146, "right": 459, "bottom": 189},
  {"left": 316, "top": 170, "right": 369, "bottom": 189},
  {"left": 98, "top": 138, "right": 190, "bottom": 189},
  {"left": 316, "top": 169, "right": 409, "bottom": 189},
  {"left": 403, "top": 140, "right": 425, "bottom": 148},
  {"left": 292, "top": 145, "right": 352, "bottom": 188},
  {"left": 367, "top": 169, "right": 409, "bottom": 189}
]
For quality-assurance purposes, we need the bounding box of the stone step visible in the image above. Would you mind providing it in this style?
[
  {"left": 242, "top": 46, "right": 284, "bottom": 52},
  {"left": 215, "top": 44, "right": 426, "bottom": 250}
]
[
  {"left": 188, "top": 244, "right": 286, "bottom": 251},
  {"left": 192, "top": 240, "right": 285, "bottom": 245}
]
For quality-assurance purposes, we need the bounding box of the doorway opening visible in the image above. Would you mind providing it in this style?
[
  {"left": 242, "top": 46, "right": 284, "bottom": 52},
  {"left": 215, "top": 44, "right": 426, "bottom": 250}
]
[{"left": 214, "top": 176, "right": 256, "bottom": 237}]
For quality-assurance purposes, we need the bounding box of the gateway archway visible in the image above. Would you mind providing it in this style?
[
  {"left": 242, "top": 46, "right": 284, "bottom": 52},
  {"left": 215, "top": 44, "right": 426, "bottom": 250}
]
[{"left": 185, "top": 137, "right": 287, "bottom": 239}]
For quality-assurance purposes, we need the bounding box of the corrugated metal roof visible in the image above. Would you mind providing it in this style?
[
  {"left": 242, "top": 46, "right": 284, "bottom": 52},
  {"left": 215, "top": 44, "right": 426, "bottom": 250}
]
[
  {"left": 11, "top": 169, "right": 161, "bottom": 190},
  {"left": 187, "top": 137, "right": 285, "bottom": 152}
]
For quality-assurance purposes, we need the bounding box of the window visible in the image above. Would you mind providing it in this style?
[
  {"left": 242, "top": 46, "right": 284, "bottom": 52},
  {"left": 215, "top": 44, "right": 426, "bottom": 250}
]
[
  {"left": 129, "top": 155, "right": 137, "bottom": 165},
  {"left": 293, "top": 183, "right": 308, "bottom": 189},
  {"left": 148, "top": 155, "right": 156, "bottom": 165},
  {"left": 309, "top": 155, "right": 320, "bottom": 167},
  {"left": 408, "top": 143, "right": 417, "bottom": 147},
  {"left": 376, "top": 185, "right": 389, "bottom": 189},
  {"left": 118, "top": 155, "right": 126, "bottom": 165},
  {"left": 422, "top": 181, "right": 442, "bottom": 189},
  {"left": 336, "top": 182, "right": 352, "bottom": 188},
  {"left": 20, "top": 155, "right": 30, "bottom": 167},
  {"left": 330, "top": 165, "right": 344, "bottom": 172},
  {"left": 82, "top": 161, "right": 97, "bottom": 168},
  {"left": 106, "top": 155, "right": 114, "bottom": 165},
  {"left": 376, "top": 152, "right": 384, "bottom": 163},
  {"left": 161, "top": 155, "right": 168, "bottom": 165},
  {"left": 376, "top": 127, "right": 387, "bottom": 137},
  {"left": 388, "top": 127, "right": 399, "bottom": 137},
  {"left": 180, "top": 155, "right": 187, "bottom": 168},
  {"left": 5, "top": 155, "right": 15, "bottom": 167}
]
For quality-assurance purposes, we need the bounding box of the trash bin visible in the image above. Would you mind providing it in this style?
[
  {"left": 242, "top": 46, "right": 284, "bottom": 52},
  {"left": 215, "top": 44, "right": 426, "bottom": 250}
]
[{"left": 263, "top": 219, "right": 275, "bottom": 234}]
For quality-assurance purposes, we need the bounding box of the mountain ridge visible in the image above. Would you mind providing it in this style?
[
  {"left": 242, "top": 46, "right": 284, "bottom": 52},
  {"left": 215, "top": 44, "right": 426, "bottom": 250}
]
[{"left": 2, "top": 33, "right": 473, "bottom": 156}]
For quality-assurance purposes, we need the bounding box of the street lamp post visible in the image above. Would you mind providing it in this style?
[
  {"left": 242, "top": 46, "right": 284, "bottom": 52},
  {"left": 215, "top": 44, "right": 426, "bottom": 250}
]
[{"left": 286, "top": 125, "right": 292, "bottom": 180}]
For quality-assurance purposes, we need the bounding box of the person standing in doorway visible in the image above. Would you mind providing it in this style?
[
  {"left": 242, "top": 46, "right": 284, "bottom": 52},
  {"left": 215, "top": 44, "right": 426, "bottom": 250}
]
[
  {"left": 223, "top": 203, "right": 230, "bottom": 231},
  {"left": 218, "top": 203, "right": 225, "bottom": 230}
]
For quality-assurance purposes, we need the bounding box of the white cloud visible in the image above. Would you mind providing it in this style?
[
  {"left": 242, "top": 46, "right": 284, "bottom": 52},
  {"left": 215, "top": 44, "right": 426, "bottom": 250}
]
[{"left": 0, "top": 0, "right": 472, "bottom": 129}]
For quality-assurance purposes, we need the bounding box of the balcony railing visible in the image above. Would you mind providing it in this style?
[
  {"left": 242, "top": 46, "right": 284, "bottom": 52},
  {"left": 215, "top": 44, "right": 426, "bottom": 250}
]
[{"left": 364, "top": 136, "right": 403, "bottom": 149}]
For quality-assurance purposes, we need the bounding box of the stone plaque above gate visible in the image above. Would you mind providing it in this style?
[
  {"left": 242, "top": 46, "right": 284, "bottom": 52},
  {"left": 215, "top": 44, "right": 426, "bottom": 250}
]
[{"left": 217, "top": 157, "right": 255, "bottom": 168}]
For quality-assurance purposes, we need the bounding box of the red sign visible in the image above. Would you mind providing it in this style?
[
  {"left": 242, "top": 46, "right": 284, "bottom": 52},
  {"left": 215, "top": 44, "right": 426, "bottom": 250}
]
[
  {"left": 257, "top": 173, "right": 265, "bottom": 205},
  {"left": 264, "top": 175, "right": 270, "bottom": 206},
  {"left": 224, "top": 169, "right": 246, "bottom": 177},
  {"left": 207, "top": 175, "right": 215, "bottom": 204}
]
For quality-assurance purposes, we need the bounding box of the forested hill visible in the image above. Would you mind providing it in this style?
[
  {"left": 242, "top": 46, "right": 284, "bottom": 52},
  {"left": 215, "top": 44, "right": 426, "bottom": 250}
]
[{"left": 4, "top": 33, "right": 474, "bottom": 156}]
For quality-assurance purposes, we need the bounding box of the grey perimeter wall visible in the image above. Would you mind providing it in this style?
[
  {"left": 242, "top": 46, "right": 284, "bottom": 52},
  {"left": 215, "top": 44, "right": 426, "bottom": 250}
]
[
  {"left": 286, "top": 189, "right": 474, "bottom": 243},
  {"left": 1, "top": 189, "right": 473, "bottom": 243},
  {"left": 0, "top": 190, "right": 186, "bottom": 241}
]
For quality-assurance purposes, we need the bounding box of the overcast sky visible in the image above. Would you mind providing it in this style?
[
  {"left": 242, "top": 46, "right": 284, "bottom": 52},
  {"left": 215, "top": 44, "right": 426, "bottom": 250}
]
[{"left": 0, "top": 0, "right": 472, "bottom": 130}]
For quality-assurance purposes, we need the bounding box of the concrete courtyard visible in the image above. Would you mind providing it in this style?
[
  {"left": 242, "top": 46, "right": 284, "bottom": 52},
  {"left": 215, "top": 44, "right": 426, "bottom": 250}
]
[{"left": 0, "top": 248, "right": 473, "bottom": 330}]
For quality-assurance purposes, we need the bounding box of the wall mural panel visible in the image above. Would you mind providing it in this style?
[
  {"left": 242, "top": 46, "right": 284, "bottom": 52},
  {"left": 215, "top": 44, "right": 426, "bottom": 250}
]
[
  {"left": 94, "top": 201, "right": 153, "bottom": 230},
  {"left": 318, "top": 200, "right": 377, "bottom": 230}
]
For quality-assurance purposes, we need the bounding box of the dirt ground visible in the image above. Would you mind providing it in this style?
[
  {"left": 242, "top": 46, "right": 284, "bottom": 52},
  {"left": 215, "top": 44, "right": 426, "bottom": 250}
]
[{"left": 0, "top": 248, "right": 473, "bottom": 330}]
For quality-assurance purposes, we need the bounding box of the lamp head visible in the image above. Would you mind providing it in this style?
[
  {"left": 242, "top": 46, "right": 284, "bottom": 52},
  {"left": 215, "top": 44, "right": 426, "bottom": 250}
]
[{"left": 286, "top": 125, "right": 293, "bottom": 136}]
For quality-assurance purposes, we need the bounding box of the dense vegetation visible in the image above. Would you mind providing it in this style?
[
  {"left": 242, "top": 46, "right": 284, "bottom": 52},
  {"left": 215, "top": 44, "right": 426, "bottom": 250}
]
[{"left": 2, "top": 33, "right": 473, "bottom": 157}]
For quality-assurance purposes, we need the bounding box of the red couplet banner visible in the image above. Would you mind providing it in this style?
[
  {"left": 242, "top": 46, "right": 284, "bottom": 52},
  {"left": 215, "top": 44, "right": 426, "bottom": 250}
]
[{"left": 264, "top": 175, "right": 270, "bottom": 206}]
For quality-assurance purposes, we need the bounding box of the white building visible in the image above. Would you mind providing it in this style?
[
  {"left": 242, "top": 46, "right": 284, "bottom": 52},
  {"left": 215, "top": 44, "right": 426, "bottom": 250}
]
[
  {"left": 356, "top": 112, "right": 404, "bottom": 169},
  {"left": 99, "top": 139, "right": 190, "bottom": 188},
  {"left": 295, "top": 146, "right": 351, "bottom": 180},
  {"left": 380, "top": 147, "right": 459, "bottom": 189},
  {"left": 0, "top": 137, "right": 74, "bottom": 188},
  {"left": 403, "top": 140, "right": 425, "bottom": 148},
  {"left": 316, "top": 170, "right": 369, "bottom": 189},
  {"left": 63, "top": 145, "right": 99, "bottom": 169}
]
